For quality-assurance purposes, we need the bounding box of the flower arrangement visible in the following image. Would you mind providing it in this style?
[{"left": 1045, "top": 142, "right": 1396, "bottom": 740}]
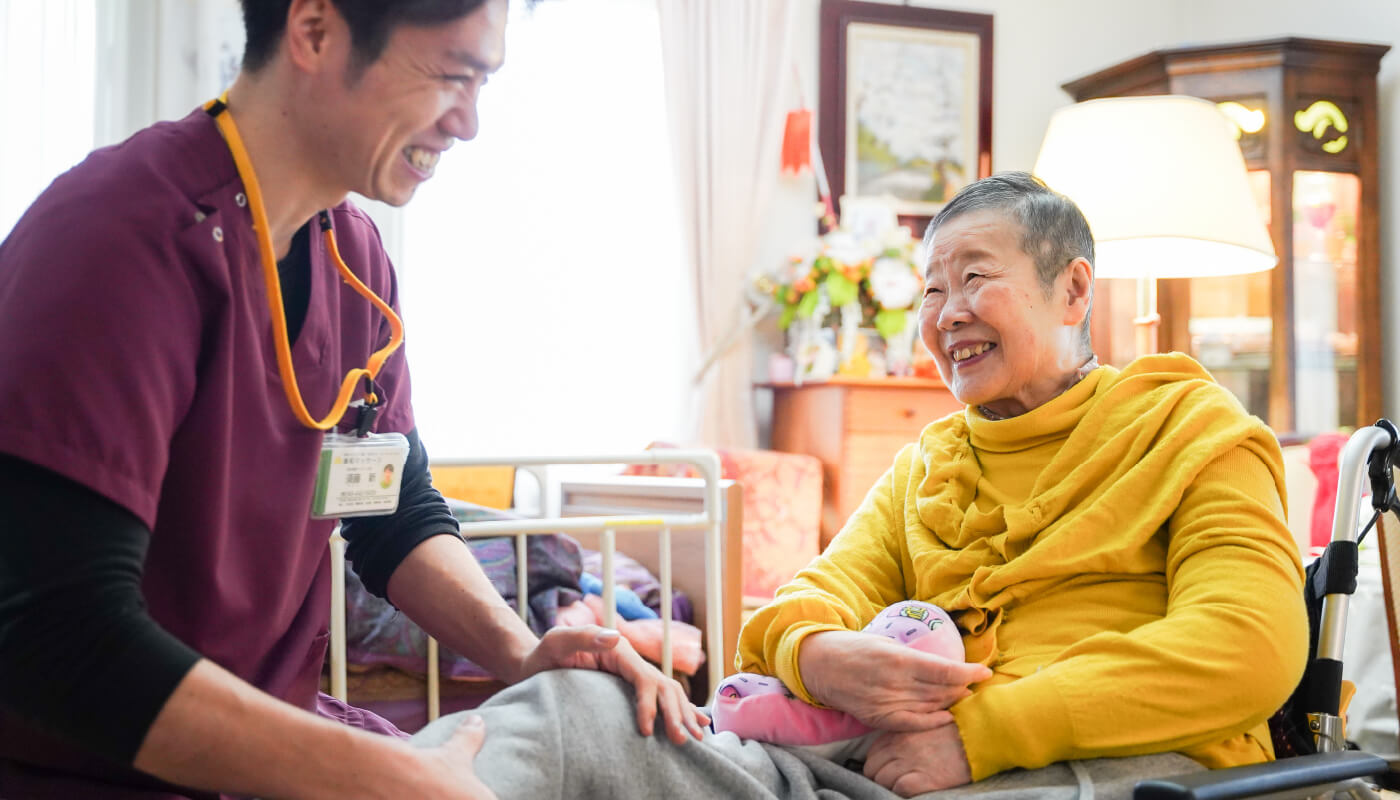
[
  {"left": 757, "top": 203, "right": 925, "bottom": 380},
  {"left": 765, "top": 229, "right": 920, "bottom": 332}
]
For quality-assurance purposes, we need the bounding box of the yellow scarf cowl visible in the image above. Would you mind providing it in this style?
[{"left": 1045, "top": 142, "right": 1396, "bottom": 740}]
[{"left": 908, "top": 353, "right": 1286, "bottom": 665}]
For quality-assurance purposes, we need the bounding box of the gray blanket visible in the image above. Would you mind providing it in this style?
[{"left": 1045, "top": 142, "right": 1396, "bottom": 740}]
[{"left": 412, "top": 669, "right": 1207, "bottom": 800}]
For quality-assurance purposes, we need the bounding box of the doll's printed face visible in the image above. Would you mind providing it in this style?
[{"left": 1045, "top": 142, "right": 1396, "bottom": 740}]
[
  {"left": 897, "top": 605, "right": 930, "bottom": 623},
  {"left": 871, "top": 601, "right": 948, "bottom": 644},
  {"left": 717, "top": 673, "right": 793, "bottom": 699}
]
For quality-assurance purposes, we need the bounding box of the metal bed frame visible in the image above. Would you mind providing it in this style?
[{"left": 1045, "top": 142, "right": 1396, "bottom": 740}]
[{"left": 325, "top": 450, "right": 726, "bottom": 723}]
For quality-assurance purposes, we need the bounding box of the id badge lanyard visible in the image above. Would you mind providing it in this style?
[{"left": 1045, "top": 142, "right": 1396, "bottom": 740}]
[{"left": 205, "top": 94, "right": 409, "bottom": 518}]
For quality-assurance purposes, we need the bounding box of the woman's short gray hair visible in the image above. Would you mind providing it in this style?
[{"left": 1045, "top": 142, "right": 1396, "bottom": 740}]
[{"left": 921, "top": 171, "right": 1095, "bottom": 351}]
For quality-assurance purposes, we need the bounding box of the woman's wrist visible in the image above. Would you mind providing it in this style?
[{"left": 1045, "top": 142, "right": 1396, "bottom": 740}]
[{"left": 796, "top": 629, "right": 852, "bottom": 706}]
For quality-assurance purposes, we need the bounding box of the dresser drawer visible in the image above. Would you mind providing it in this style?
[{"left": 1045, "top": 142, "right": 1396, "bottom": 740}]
[
  {"left": 763, "top": 377, "right": 964, "bottom": 549},
  {"left": 844, "top": 386, "right": 962, "bottom": 434},
  {"left": 837, "top": 432, "right": 924, "bottom": 519}
]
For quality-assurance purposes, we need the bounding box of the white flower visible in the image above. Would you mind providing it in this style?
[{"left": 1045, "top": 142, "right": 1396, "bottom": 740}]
[
  {"left": 880, "top": 225, "right": 916, "bottom": 252},
  {"left": 774, "top": 255, "right": 809, "bottom": 285},
  {"left": 869, "top": 257, "right": 922, "bottom": 309},
  {"left": 822, "top": 231, "right": 880, "bottom": 267}
]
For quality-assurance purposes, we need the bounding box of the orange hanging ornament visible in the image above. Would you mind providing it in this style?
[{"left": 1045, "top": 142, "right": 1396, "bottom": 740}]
[{"left": 781, "top": 109, "right": 814, "bottom": 174}]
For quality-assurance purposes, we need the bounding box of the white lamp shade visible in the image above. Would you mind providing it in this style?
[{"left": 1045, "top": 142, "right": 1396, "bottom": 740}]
[{"left": 1033, "top": 95, "right": 1277, "bottom": 280}]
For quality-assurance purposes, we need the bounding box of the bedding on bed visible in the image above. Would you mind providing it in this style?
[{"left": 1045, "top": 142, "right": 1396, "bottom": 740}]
[
  {"left": 344, "top": 525, "right": 584, "bottom": 679},
  {"left": 340, "top": 500, "right": 695, "bottom": 681}
]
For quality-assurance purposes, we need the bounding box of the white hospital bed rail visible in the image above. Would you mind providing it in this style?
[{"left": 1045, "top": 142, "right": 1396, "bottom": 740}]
[{"left": 328, "top": 450, "right": 725, "bottom": 723}]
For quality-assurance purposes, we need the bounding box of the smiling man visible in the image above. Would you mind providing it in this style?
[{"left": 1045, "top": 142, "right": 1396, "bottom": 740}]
[{"left": 0, "top": 2, "right": 703, "bottom": 798}]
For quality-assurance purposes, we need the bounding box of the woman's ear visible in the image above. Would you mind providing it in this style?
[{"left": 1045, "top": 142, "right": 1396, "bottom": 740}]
[{"left": 1061, "top": 257, "right": 1094, "bottom": 326}]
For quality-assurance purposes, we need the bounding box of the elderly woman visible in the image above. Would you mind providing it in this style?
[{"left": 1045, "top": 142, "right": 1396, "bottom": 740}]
[
  {"left": 420, "top": 172, "right": 1307, "bottom": 800},
  {"left": 737, "top": 171, "right": 1308, "bottom": 794}
]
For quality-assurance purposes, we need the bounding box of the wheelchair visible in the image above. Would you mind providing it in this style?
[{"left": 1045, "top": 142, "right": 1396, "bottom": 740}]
[{"left": 1134, "top": 421, "right": 1400, "bottom": 799}]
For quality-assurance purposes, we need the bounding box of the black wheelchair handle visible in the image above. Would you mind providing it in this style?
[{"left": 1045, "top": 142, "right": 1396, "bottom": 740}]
[{"left": 1368, "top": 418, "right": 1400, "bottom": 514}]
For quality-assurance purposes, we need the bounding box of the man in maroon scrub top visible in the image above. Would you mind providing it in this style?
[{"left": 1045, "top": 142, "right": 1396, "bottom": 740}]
[{"left": 0, "top": 1, "right": 706, "bottom": 797}]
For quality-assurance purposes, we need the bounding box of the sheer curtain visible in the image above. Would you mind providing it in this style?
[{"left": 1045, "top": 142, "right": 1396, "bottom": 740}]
[
  {"left": 399, "top": 0, "right": 693, "bottom": 460},
  {"left": 93, "top": 0, "right": 243, "bottom": 147},
  {"left": 657, "top": 0, "right": 797, "bottom": 449},
  {"left": 1, "top": 0, "right": 244, "bottom": 241},
  {"left": 0, "top": 0, "right": 96, "bottom": 240}
]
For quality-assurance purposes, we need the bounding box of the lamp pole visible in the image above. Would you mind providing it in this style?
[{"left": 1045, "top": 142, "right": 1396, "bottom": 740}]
[{"left": 1134, "top": 275, "right": 1160, "bottom": 355}]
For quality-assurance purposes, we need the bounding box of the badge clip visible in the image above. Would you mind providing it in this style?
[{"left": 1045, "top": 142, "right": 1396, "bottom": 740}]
[{"left": 352, "top": 377, "right": 382, "bottom": 437}]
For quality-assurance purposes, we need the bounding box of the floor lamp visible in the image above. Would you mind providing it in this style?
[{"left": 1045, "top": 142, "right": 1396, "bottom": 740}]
[{"left": 1032, "top": 95, "right": 1276, "bottom": 355}]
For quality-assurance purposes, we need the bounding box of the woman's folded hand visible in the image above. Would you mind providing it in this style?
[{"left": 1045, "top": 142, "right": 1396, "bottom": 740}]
[
  {"left": 864, "top": 720, "right": 973, "bottom": 797},
  {"left": 797, "top": 630, "right": 991, "bottom": 731}
]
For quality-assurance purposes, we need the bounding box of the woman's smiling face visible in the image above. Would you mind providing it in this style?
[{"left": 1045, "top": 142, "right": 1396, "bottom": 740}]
[{"left": 917, "top": 208, "right": 1092, "bottom": 418}]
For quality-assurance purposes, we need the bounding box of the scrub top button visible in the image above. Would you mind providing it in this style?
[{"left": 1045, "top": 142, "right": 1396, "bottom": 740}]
[
  {"left": 235, "top": 192, "right": 247, "bottom": 207},
  {"left": 212, "top": 226, "right": 224, "bottom": 242}
]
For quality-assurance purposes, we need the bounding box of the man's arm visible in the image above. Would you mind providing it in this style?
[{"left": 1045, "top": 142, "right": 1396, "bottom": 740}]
[
  {"left": 0, "top": 455, "right": 200, "bottom": 763},
  {"left": 368, "top": 435, "right": 707, "bottom": 742},
  {"left": 0, "top": 454, "right": 493, "bottom": 799},
  {"left": 134, "top": 658, "right": 494, "bottom": 799},
  {"left": 339, "top": 428, "right": 462, "bottom": 600},
  {"left": 338, "top": 427, "right": 543, "bottom": 683},
  {"left": 384, "top": 533, "right": 708, "bottom": 744},
  {"left": 385, "top": 533, "right": 539, "bottom": 683}
]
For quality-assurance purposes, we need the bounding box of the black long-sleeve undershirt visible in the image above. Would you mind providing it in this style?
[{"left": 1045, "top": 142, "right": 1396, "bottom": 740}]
[
  {"left": 0, "top": 453, "right": 202, "bottom": 766},
  {"left": 0, "top": 426, "right": 458, "bottom": 765},
  {"left": 0, "top": 222, "right": 460, "bottom": 765},
  {"left": 341, "top": 429, "right": 463, "bottom": 600}
]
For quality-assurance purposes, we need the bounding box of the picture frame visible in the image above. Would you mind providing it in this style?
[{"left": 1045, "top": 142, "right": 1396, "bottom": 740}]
[{"left": 819, "top": 0, "right": 993, "bottom": 235}]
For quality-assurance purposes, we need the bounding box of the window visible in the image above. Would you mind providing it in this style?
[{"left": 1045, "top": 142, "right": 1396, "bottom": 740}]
[{"left": 399, "top": 0, "right": 693, "bottom": 459}]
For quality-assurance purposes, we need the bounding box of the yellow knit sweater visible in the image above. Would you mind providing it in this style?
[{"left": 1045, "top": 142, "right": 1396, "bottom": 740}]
[{"left": 738, "top": 353, "right": 1307, "bottom": 781}]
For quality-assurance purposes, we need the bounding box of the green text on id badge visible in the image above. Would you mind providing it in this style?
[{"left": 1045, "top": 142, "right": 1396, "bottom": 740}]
[{"left": 311, "top": 432, "right": 410, "bottom": 519}]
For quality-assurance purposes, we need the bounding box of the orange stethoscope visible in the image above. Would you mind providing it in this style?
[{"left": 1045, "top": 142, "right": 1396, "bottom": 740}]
[{"left": 204, "top": 93, "right": 403, "bottom": 432}]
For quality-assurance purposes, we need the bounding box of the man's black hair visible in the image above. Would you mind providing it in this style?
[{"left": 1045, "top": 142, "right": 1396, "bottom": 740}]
[{"left": 239, "top": 0, "right": 490, "bottom": 75}]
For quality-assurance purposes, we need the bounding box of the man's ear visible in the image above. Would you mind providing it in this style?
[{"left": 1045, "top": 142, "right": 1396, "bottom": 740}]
[
  {"left": 1061, "top": 257, "right": 1094, "bottom": 326},
  {"left": 282, "top": 0, "right": 339, "bottom": 73}
]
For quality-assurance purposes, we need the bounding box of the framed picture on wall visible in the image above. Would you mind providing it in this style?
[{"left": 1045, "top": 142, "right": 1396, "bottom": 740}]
[{"left": 819, "top": 0, "right": 993, "bottom": 233}]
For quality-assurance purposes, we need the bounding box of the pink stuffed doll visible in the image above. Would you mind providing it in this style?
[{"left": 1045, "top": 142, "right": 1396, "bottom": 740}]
[{"left": 711, "top": 600, "right": 964, "bottom": 762}]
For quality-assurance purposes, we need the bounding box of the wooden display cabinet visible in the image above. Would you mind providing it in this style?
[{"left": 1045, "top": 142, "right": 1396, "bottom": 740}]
[
  {"left": 762, "top": 376, "right": 962, "bottom": 549},
  {"left": 1064, "top": 38, "right": 1387, "bottom": 436}
]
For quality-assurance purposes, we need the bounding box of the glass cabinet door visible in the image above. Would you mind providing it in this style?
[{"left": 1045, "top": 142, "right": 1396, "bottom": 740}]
[
  {"left": 1291, "top": 170, "right": 1360, "bottom": 435},
  {"left": 1064, "top": 38, "right": 1386, "bottom": 435}
]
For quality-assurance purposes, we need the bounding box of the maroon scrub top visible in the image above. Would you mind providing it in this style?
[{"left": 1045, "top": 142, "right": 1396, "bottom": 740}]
[{"left": 0, "top": 109, "right": 416, "bottom": 797}]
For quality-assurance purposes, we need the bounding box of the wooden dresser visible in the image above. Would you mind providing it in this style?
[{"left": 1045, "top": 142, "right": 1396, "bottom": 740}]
[{"left": 762, "top": 377, "right": 962, "bottom": 548}]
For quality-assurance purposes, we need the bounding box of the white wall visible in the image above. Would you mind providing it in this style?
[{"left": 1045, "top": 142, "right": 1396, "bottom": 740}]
[{"left": 754, "top": 0, "right": 1399, "bottom": 442}]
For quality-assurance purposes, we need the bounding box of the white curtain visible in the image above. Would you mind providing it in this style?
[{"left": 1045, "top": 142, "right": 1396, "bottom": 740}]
[
  {"left": 2, "top": 0, "right": 245, "bottom": 241},
  {"left": 0, "top": 0, "right": 96, "bottom": 240},
  {"left": 657, "top": 0, "right": 798, "bottom": 448},
  {"left": 94, "top": 0, "right": 243, "bottom": 148}
]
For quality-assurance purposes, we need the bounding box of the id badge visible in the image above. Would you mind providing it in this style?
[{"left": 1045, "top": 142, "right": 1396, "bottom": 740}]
[{"left": 310, "top": 432, "right": 410, "bottom": 519}]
